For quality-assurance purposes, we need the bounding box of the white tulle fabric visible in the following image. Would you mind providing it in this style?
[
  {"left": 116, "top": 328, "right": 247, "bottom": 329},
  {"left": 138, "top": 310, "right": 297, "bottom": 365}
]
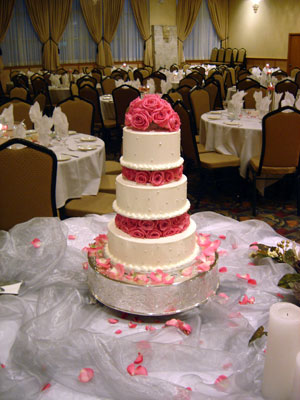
[{"left": 0, "top": 212, "right": 295, "bottom": 400}]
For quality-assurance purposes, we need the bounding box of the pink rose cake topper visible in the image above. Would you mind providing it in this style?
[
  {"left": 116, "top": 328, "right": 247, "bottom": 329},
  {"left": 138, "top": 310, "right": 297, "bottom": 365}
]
[{"left": 125, "top": 94, "right": 181, "bottom": 132}]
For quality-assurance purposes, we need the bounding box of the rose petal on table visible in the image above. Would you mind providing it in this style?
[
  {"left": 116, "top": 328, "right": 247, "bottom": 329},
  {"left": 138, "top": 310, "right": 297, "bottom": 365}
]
[
  {"left": 236, "top": 273, "right": 250, "bottom": 280},
  {"left": 186, "top": 387, "right": 192, "bottom": 391},
  {"left": 219, "top": 292, "right": 229, "bottom": 300},
  {"left": 115, "top": 329, "right": 122, "bottom": 334},
  {"left": 219, "top": 266, "right": 227, "bottom": 273},
  {"left": 108, "top": 318, "right": 119, "bottom": 324},
  {"left": 134, "top": 352, "right": 143, "bottom": 364},
  {"left": 31, "top": 238, "right": 41, "bottom": 248},
  {"left": 1, "top": 364, "right": 5, "bottom": 368},
  {"left": 127, "top": 363, "right": 136, "bottom": 376},
  {"left": 68, "top": 235, "right": 77, "bottom": 240},
  {"left": 134, "top": 365, "right": 148, "bottom": 376},
  {"left": 78, "top": 368, "right": 94, "bottom": 383},
  {"left": 239, "top": 294, "right": 249, "bottom": 305},
  {"left": 41, "top": 383, "right": 51, "bottom": 391},
  {"left": 165, "top": 318, "right": 179, "bottom": 327},
  {"left": 248, "top": 278, "right": 257, "bottom": 285},
  {"left": 181, "top": 266, "right": 193, "bottom": 276},
  {"left": 145, "top": 325, "right": 156, "bottom": 331},
  {"left": 218, "top": 235, "right": 226, "bottom": 240},
  {"left": 82, "top": 262, "right": 88, "bottom": 270},
  {"left": 128, "top": 322, "right": 137, "bottom": 328}
]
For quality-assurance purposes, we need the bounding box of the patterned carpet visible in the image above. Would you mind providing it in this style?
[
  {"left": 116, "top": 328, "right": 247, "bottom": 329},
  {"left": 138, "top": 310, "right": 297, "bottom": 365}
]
[{"left": 187, "top": 175, "right": 300, "bottom": 243}]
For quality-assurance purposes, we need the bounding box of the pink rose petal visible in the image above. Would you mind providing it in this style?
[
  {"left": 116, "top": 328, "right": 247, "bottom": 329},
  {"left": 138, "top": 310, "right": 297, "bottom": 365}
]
[
  {"left": 186, "top": 387, "right": 192, "bottom": 391},
  {"left": 232, "top": 243, "right": 238, "bottom": 249},
  {"left": 181, "top": 266, "right": 193, "bottom": 276},
  {"left": 250, "top": 241, "right": 258, "bottom": 246},
  {"left": 165, "top": 318, "right": 178, "bottom": 327},
  {"left": 129, "top": 322, "right": 137, "bottom": 329},
  {"left": 218, "top": 250, "right": 227, "bottom": 256},
  {"left": 250, "top": 245, "right": 259, "bottom": 250},
  {"left": 31, "top": 238, "right": 41, "bottom": 248},
  {"left": 108, "top": 318, "right": 119, "bottom": 324},
  {"left": 134, "top": 365, "right": 148, "bottom": 376},
  {"left": 78, "top": 368, "right": 94, "bottom": 383},
  {"left": 236, "top": 273, "right": 250, "bottom": 280},
  {"left": 223, "top": 362, "right": 232, "bottom": 370},
  {"left": 41, "top": 383, "right": 51, "bottom": 391},
  {"left": 248, "top": 262, "right": 255, "bottom": 266},
  {"left": 82, "top": 262, "right": 88, "bottom": 270},
  {"left": 248, "top": 278, "right": 257, "bottom": 285},
  {"left": 115, "top": 329, "right": 122, "bottom": 334},
  {"left": 239, "top": 294, "right": 249, "bottom": 305},
  {"left": 134, "top": 352, "right": 143, "bottom": 364},
  {"left": 218, "top": 235, "right": 226, "bottom": 240},
  {"left": 215, "top": 374, "right": 228, "bottom": 386},
  {"left": 248, "top": 296, "right": 255, "bottom": 304},
  {"left": 1, "top": 364, "right": 5, "bottom": 368},
  {"left": 127, "top": 363, "right": 136, "bottom": 376},
  {"left": 219, "top": 266, "right": 227, "bottom": 273},
  {"left": 68, "top": 235, "right": 76, "bottom": 240},
  {"left": 218, "top": 292, "right": 229, "bottom": 300},
  {"left": 145, "top": 325, "right": 156, "bottom": 331}
]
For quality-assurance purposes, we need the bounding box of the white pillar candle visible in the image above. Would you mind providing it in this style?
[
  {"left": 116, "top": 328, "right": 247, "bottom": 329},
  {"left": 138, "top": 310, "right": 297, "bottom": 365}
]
[
  {"left": 291, "top": 352, "right": 300, "bottom": 400},
  {"left": 262, "top": 302, "right": 300, "bottom": 400}
]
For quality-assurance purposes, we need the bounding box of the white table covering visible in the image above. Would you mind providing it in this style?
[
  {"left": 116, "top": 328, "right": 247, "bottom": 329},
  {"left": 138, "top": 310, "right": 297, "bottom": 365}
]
[
  {"left": 51, "top": 134, "right": 105, "bottom": 208},
  {"left": 200, "top": 110, "right": 262, "bottom": 178},
  {"left": 0, "top": 211, "right": 296, "bottom": 400},
  {"left": 100, "top": 95, "right": 116, "bottom": 120}
]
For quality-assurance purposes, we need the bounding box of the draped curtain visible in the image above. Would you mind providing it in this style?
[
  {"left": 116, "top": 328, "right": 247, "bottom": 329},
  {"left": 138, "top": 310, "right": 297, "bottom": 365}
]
[
  {"left": 207, "top": 0, "right": 228, "bottom": 47},
  {"left": 176, "top": 0, "right": 202, "bottom": 65},
  {"left": 26, "top": 0, "right": 72, "bottom": 71},
  {"left": 0, "top": 0, "right": 16, "bottom": 70},
  {"left": 130, "top": 0, "right": 153, "bottom": 66},
  {"left": 80, "top": 0, "right": 104, "bottom": 65},
  {"left": 102, "top": 0, "right": 124, "bottom": 66}
]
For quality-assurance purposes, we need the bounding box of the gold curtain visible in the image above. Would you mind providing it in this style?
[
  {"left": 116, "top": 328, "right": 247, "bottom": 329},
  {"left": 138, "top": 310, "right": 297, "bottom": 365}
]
[
  {"left": 130, "top": 0, "right": 153, "bottom": 67},
  {"left": 176, "top": 0, "right": 202, "bottom": 65},
  {"left": 207, "top": 0, "right": 228, "bottom": 47},
  {"left": 26, "top": 0, "right": 72, "bottom": 71},
  {"left": 80, "top": 0, "right": 104, "bottom": 66},
  {"left": 0, "top": 0, "right": 16, "bottom": 71},
  {"left": 102, "top": 0, "right": 124, "bottom": 66}
]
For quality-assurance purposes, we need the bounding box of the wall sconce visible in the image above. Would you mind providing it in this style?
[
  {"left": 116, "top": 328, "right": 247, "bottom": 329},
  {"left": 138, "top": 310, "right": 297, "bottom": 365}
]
[{"left": 252, "top": 0, "right": 260, "bottom": 13}]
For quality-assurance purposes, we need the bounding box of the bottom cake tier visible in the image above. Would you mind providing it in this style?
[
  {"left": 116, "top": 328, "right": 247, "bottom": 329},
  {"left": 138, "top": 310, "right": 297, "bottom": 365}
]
[{"left": 87, "top": 262, "right": 219, "bottom": 316}]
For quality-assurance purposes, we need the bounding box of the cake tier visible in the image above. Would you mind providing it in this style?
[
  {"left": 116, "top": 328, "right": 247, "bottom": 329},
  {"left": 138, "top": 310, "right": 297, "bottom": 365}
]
[
  {"left": 120, "top": 127, "right": 183, "bottom": 170},
  {"left": 105, "top": 218, "right": 198, "bottom": 273},
  {"left": 113, "top": 174, "right": 190, "bottom": 220}
]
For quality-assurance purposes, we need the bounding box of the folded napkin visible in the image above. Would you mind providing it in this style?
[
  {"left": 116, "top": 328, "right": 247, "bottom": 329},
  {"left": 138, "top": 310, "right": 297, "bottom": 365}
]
[
  {"left": 253, "top": 91, "right": 263, "bottom": 111},
  {"left": 61, "top": 74, "right": 69, "bottom": 87},
  {"left": 0, "top": 104, "right": 14, "bottom": 129},
  {"left": 50, "top": 74, "right": 61, "bottom": 87},
  {"left": 259, "top": 96, "right": 271, "bottom": 117},
  {"left": 29, "top": 102, "right": 43, "bottom": 130},
  {"left": 14, "top": 122, "right": 26, "bottom": 139},
  {"left": 251, "top": 67, "right": 261, "bottom": 78},
  {"left": 115, "top": 79, "right": 125, "bottom": 87},
  {"left": 37, "top": 115, "right": 53, "bottom": 147},
  {"left": 52, "top": 107, "right": 69, "bottom": 139},
  {"left": 281, "top": 91, "right": 295, "bottom": 107},
  {"left": 273, "top": 92, "right": 283, "bottom": 110},
  {"left": 146, "top": 79, "right": 155, "bottom": 94},
  {"left": 231, "top": 90, "right": 246, "bottom": 114}
]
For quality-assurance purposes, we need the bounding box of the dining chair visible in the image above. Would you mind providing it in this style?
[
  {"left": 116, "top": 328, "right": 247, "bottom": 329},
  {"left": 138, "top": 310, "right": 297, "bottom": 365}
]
[
  {"left": 275, "top": 79, "right": 299, "bottom": 98},
  {"left": 295, "top": 71, "right": 300, "bottom": 88},
  {"left": 0, "top": 138, "right": 58, "bottom": 231},
  {"left": 91, "top": 69, "right": 102, "bottom": 84},
  {"left": 104, "top": 66, "right": 113, "bottom": 76},
  {"left": 33, "top": 92, "right": 47, "bottom": 114},
  {"left": 179, "top": 77, "right": 198, "bottom": 89},
  {"left": 248, "top": 106, "right": 300, "bottom": 216},
  {"left": 0, "top": 98, "right": 33, "bottom": 129},
  {"left": 70, "top": 81, "right": 79, "bottom": 97},
  {"left": 101, "top": 77, "right": 117, "bottom": 95},
  {"left": 203, "top": 79, "right": 222, "bottom": 110},
  {"left": 237, "top": 68, "right": 250, "bottom": 81},
  {"left": 166, "top": 89, "right": 183, "bottom": 104},
  {"left": 170, "top": 63, "right": 179, "bottom": 72},
  {"left": 11, "top": 73, "right": 29, "bottom": 90},
  {"left": 112, "top": 84, "right": 140, "bottom": 129},
  {"left": 77, "top": 75, "right": 97, "bottom": 88},
  {"left": 127, "top": 69, "right": 134, "bottom": 81},
  {"left": 290, "top": 67, "right": 300, "bottom": 79},
  {"left": 31, "top": 76, "right": 52, "bottom": 114},
  {"left": 173, "top": 100, "right": 240, "bottom": 204},
  {"left": 111, "top": 68, "right": 128, "bottom": 81},
  {"left": 64, "top": 191, "right": 116, "bottom": 218},
  {"left": 9, "top": 86, "right": 31, "bottom": 102},
  {"left": 232, "top": 48, "right": 239, "bottom": 65},
  {"left": 210, "top": 47, "right": 218, "bottom": 63},
  {"left": 236, "top": 77, "right": 260, "bottom": 91},
  {"left": 146, "top": 71, "right": 167, "bottom": 93},
  {"left": 57, "top": 96, "right": 95, "bottom": 135},
  {"left": 272, "top": 69, "right": 288, "bottom": 80},
  {"left": 244, "top": 87, "right": 267, "bottom": 109},
  {"left": 235, "top": 48, "right": 247, "bottom": 68},
  {"left": 223, "top": 48, "right": 233, "bottom": 66},
  {"left": 185, "top": 71, "right": 204, "bottom": 86},
  {"left": 176, "top": 85, "right": 194, "bottom": 112}
]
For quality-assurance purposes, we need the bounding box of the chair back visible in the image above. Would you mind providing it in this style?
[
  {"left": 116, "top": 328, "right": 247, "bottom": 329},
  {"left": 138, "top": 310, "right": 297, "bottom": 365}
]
[
  {"left": 210, "top": 47, "right": 218, "bottom": 62},
  {"left": 224, "top": 48, "right": 233, "bottom": 64},
  {"left": 104, "top": 66, "right": 112, "bottom": 76},
  {"left": 176, "top": 85, "right": 193, "bottom": 111},
  {"left": 31, "top": 76, "right": 52, "bottom": 107},
  {"left": 204, "top": 79, "right": 222, "bottom": 110},
  {"left": 101, "top": 77, "right": 116, "bottom": 95},
  {"left": 189, "top": 87, "right": 210, "bottom": 131},
  {"left": 78, "top": 84, "right": 102, "bottom": 125},
  {"left": 244, "top": 87, "right": 267, "bottom": 109},
  {"left": 128, "top": 69, "right": 134, "bottom": 81},
  {"left": 295, "top": 71, "right": 300, "bottom": 88},
  {"left": 275, "top": 79, "right": 299, "bottom": 97},
  {"left": 258, "top": 107, "right": 300, "bottom": 174},
  {"left": 57, "top": 96, "right": 94, "bottom": 135},
  {"left": 9, "top": 86, "right": 29, "bottom": 101},
  {"left": 170, "top": 64, "right": 179, "bottom": 72},
  {"left": 179, "top": 77, "right": 198, "bottom": 89},
  {"left": 11, "top": 73, "right": 29, "bottom": 89},
  {"left": 172, "top": 100, "right": 200, "bottom": 170},
  {"left": 291, "top": 67, "right": 300, "bottom": 79},
  {"left": 91, "top": 69, "right": 102, "bottom": 83},
  {"left": 232, "top": 48, "right": 239, "bottom": 63},
  {"left": 33, "top": 92, "right": 47, "bottom": 113},
  {"left": 237, "top": 48, "right": 246, "bottom": 64},
  {"left": 112, "top": 85, "right": 140, "bottom": 127},
  {"left": 186, "top": 71, "right": 204, "bottom": 85},
  {"left": 0, "top": 138, "right": 57, "bottom": 231},
  {"left": 70, "top": 81, "right": 79, "bottom": 97},
  {"left": 272, "top": 69, "right": 288, "bottom": 80},
  {"left": 77, "top": 75, "right": 97, "bottom": 88},
  {"left": 236, "top": 77, "right": 260, "bottom": 91},
  {"left": 217, "top": 47, "right": 225, "bottom": 63},
  {"left": 167, "top": 90, "right": 183, "bottom": 104},
  {"left": 0, "top": 98, "right": 33, "bottom": 129}
]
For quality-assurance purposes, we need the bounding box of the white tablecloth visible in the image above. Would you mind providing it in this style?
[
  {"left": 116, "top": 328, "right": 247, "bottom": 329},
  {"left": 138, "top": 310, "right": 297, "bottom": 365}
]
[
  {"left": 0, "top": 211, "right": 295, "bottom": 399},
  {"left": 51, "top": 134, "right": 105, "bottom": 208},
  {"left": 100, "top": 95, "right": 116, "bottom": 120},
  {"left": 200, "top": 110, "right": 262, "bottom": 178}
]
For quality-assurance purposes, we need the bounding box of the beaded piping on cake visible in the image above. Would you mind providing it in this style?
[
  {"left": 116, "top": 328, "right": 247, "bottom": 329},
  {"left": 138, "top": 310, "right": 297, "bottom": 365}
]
[
  {"left": 120, "top": 156, "right": 184, "bottom": 171},
  {"left": 115, "top": 213, "right": 190, "bottom": 238},
  {"left": 122, "top": 165, "right": 183, "bottom": 186},
  {"left": 112, "top": 199, "right": 191, "bottom": 220}
]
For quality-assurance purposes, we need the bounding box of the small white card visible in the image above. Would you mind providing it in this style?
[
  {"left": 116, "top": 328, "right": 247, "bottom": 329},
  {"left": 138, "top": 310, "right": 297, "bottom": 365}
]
[{"left": 0, "top": 281, "right": 23, "bottom": 295}]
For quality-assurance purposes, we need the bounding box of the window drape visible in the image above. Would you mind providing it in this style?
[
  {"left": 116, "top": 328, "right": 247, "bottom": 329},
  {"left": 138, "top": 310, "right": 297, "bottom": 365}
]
[
  {"left": 207, "top": 0, "right": 228, "bottom": 47},
  {"left": 80, "top": 0, "right": 104, "bottom": 66},
  {"left": 102, "top": 0, "right": 124, "bottom": 66},
  {"left": 176, "top": 0, "right": 202, "bottom": 65},
  {"left": 26, "top": 0, "right": 72, "bottom": 71},
  {"left": 130, "top": 0, "right": 153, "bottom": 66},
  {"left": 0, "top": 0, "right": 16, "bottom": 70}
]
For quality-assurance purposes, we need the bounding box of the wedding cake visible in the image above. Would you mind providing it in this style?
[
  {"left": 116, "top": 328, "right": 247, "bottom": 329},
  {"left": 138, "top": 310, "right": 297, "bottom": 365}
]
[{"left": 87, "top": 95, "right": 219, "bottom": 314}]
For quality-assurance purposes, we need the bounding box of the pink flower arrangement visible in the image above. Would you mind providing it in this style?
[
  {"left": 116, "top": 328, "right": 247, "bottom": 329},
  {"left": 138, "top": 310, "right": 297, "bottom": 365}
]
[
  {"left": 125, "top": 94, "right": 181, "bottom": 132},
  {"left": 115, "top": 213, "right": 190, "bottom": 238},
  {"left": 122, "top": 165, "right": 183, "bottom": 186}
]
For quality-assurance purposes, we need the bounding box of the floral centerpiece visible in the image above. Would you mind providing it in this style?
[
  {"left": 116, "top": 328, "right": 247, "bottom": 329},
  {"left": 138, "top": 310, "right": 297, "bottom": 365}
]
[{"left": 125, "top": 94, "right": 181, "bottom": 132}]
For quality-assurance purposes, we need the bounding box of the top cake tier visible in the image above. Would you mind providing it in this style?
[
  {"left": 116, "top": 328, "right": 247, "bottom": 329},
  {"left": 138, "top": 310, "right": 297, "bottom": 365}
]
[{"left": 120, "top": 127, "right": 183, "bottom": 171}]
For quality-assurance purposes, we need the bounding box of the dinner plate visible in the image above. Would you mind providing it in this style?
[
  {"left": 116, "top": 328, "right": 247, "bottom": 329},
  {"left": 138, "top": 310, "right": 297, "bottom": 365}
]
[
  {"left": 80, "top": 135, "right": 97, "bottom": 142},
  {"left": 224, "top": 121, "right": 241, "bottom": 126},
  {"left": 26, "top": 129, "right": 37, "bottom": 135},
  {"left": 77, "top": 145, "right": 97, "bottom": 151},
  {"left": 68, "top": 130, "right": 77, "bottom": 135},
  {"left": 57, "top": 154, "right": 71, "bottom": 161},
  {"left": 207, "top": 115, "right": 221, "bottom": 120},
  {"left": 209, "top": 111, "right": 222, "bottom": 115}
]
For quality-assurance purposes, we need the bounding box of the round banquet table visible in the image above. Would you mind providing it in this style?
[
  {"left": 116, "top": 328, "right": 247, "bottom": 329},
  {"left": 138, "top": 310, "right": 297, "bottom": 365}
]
[
  {"left": 200, "top": 109, "right": 262, "bottom": 178},
  {"left": 0, "top": 211, "right": 295, "bottom": 399},
  {"left": 50, "top": 134, "right": 105, "bottom": 208}
]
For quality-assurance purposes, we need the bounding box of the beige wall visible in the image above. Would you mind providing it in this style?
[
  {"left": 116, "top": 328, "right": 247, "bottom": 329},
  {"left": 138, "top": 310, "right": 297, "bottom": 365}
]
[
  {"left": 229, "top": 0, "right": 300, "bottom": 59},
  {"left": 149, "top": 0, "right": 176, "bottom": 26}
]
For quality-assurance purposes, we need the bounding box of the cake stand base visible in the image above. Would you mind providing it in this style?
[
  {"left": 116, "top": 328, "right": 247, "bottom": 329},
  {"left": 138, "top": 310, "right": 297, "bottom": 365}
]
[{"left": 87, "top": 265, "right": 219, "bottom": 316}]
